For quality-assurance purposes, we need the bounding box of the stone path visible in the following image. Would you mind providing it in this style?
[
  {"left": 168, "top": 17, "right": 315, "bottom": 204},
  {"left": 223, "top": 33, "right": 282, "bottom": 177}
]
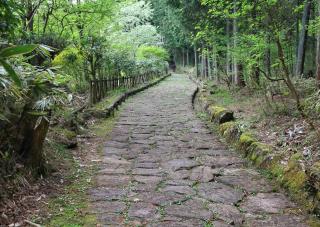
[{"left": 89, "top": 74, "right": 309, "bottom": 227}]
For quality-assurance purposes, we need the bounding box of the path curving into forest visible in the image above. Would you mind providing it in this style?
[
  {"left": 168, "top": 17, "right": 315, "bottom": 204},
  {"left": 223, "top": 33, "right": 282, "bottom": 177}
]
[{"left": 89, "top": 74, "right": 309, "bottom": 227}]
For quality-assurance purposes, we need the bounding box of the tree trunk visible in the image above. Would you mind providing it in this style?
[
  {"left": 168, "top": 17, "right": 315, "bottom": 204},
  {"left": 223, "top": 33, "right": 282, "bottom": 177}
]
[
  {"left": 201, "top": 52, "right": 204, "bottom": 77},
  {"left": 316, "top": 0, "right": 320, "bottom": 87},
  {"left": 296, "top": 0, "right": 312, "bottom": 76},
  {"left": 43, "top": 2, "right": 54, "bottom": 35},
  {"left": 17, "top": 105, "right": 50, "bottom": 174},
  {"left": 182, "top": 48, "right": 185, "bottom": 67},
  {"left": 265, "top": 37, "right": 272, "bottom": 78},
  {"left": 233, "top": 0, "right": 240, "bottom": 85},
  {"left": 26, "top": 2, "right": 34, "bottom": 32},
  {"left": 296, "top": 0, "right": 301, "bottom": 61},
  {"left": 187, "top": 49, "right": 190, "bottom": 66},
  {"left": 202, "top": 49, "right": 205, "bottom": 78},
  {"left": 226, "top": 19, "right": 231, "bottom": 80},
  {"left": 213, "top": 47, "right": 218, "bottom": 81},
  {"left": 207, "top": 50, "right": 211, "bottom": 79},
  {"left": 195, "top": 45, "right": 199, "bottom": 77}
]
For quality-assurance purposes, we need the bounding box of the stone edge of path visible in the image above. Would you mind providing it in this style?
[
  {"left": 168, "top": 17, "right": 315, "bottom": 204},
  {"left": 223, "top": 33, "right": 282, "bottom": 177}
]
[
  {"left": 103, "top": 73, "right": 172, "bottom": 117},
  {"left": 190, "top": 76, "right": 320, "bottom": 218}
]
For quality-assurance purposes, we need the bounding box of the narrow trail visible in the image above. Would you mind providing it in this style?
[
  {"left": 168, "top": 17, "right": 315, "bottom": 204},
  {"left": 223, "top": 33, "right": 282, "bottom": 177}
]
[{"left": 89, "top": 74, "right": 308, "bottom": 227}]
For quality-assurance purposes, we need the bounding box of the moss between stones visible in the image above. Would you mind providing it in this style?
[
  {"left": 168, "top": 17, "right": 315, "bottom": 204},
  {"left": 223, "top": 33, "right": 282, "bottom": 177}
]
[{"left": 196, "top": 87, "right": 320, "bottom": 216}]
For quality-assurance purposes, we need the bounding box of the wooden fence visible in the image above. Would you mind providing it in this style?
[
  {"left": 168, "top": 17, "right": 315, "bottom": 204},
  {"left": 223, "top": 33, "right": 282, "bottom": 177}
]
[{"left": 89, "top": 72, "right": 160, "bottom": 105}]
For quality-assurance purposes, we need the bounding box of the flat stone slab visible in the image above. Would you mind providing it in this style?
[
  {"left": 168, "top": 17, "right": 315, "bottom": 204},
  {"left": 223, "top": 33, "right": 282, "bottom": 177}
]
[
  {"left": 149, "top": 219, "right": 205, "bottom": 227},
  {"left": 198, "top": 182, "right": 244, "bottom": 205},
  {"left": 166, "top": 179, "right": 194, "bottom": 186},
  {"left": 128, "top": 202, "right": 159, "bottom": 220},
  {"left": 245, "top": 214, "right": 308, "bottom": 227},
  {"left": 217, "top": 174, "right": 274, "bottom": 193},
  {"left": 134, "top": 162, "right": 159, "bottom": 169},
  {"left": 96, "top": 213, "right": 125, "bottom": 226},
  {"left": 104, "top": 141, "right": 128, "bottom": 149},
  {"left": 132, "top": 168, "right": 163, "bottom": 176},
  {"left": 165, "top": 199, "right": 213, "bottom": 221},
  {"left": 165, "top": 159, "right": 199, "bottom": 171},
  {"left": 168, "top": 169, "right": 190, "bottom": 180},
  {"left": 128, "top": 191, "right": 185, "bottom": 206},
  {"left": 98, "top": 168, "right": 127, "bottom": 175},
  {"left": 96, "top": 175, "right": 131, "bottom": 188},
  {"left": 240, "top": 193, "right": 295, "bottom": 214},
  {"left": 89, "top": 187, "right": 128, "bottom": 201},
  {"left": 161, "top": 185, "right": 195, "bottom": 195},
  {"left": 90, "top": 201, "right": 126, "bottom": 214},
  {"left": 211, "top": 221, "right": 232, "bottom": 227},
  {"left": 208, "top": 203, "right": 244, "bottom": 225},
  {"left": 133, "top": 175, "right": 163, "bottom": 185},
  {"left": 200, "top": 155, "right": 245, "bottom": 168},
  {"left": 102, "top": 156, "right": 131, "bottom": 166},
  {"left": 189, "top": 166, "right": 215, "bottom": 182}
]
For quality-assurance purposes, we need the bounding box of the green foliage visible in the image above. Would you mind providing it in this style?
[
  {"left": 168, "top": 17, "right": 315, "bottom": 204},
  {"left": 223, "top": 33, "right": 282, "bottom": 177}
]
[
  {"left": 305, "top": 90, "right": 320, "bottom": 116},
  {"left": 137, "top": 46, "right": 169, "bottom": 61},
  {"left": 53, "top": 47, "right": 83, "bottom": 67},
  {"left": 0, "top": 0, "right": 20, "bottom": 40},
  {"left": 52, "top": 46, "right": 84, "bottom": 90},
  {"left": 136, "top": 45, "right": 169, "bottom": 73},
  {"left": 0, "top": 44, "right": 38, "bottom": 87}
]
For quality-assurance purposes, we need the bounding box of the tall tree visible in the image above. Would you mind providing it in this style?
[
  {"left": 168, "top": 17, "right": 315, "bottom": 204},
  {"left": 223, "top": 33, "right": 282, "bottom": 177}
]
[
  {"left": 296, "top": 0, "right": 312, "bottom": 76},
  {"left": 316, "top": 0, "right": 320, "bottom": 87}
]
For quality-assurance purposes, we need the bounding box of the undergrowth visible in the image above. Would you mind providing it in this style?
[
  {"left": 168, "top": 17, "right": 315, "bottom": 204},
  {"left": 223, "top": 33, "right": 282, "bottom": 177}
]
[{"left": 43, "top": 109, "right": 119, "bottom": 226}]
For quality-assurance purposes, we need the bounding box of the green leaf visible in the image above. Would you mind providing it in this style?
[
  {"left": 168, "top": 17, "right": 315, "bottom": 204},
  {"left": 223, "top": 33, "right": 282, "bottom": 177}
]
[
  {"left": 0, "top": 113, "right": 9, "bottom": 122},
  {"left": 0, "top": 44, "right": 38, "bottom": 58},
  {"left": 39, "top": 44, "right": 55, "bottom": 52},
  {"left": 27, "top": 111, "right": 48, "bottom": 116},
  {"left": 0, "top": 59, "right": 21, "bottom": 87}
]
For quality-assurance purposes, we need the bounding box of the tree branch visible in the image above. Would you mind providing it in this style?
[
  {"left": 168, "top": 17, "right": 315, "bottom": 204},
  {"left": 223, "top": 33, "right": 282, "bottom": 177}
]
[{"left": 258, "top": 68, "right": 285, "bottom": 82}]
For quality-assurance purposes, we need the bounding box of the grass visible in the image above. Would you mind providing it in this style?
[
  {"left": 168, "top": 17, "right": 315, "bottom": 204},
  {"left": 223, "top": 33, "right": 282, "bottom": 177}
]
[
  {"left": 208, "top": 88, "right": 235, "bottom": 106},
  {"left": 203, "top": 221, "right": 214, "bottom": 227},
  {"left": 92, "top": 88, "right": 128, "bottom": 111},
  {"left": 46, "top": 161, "right": 97, "bottom": 227},
  {"left": 90, "top": 112, "right": 119, "bottom": 138}
]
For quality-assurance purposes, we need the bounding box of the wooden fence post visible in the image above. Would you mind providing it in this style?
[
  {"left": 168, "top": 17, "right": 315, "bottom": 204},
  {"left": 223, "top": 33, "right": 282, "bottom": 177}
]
[{"left": 89, "top": 80, "right": 93, "bottom": 105}]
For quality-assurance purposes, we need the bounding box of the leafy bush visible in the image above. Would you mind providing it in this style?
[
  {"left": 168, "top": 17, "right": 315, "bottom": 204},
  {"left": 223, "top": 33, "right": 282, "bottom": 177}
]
[
  {"left": 52, "top": 47, "right": 83, "bottom": 71},
  {"left": 137, "top": 45, "right": 169, "bottom": 61},
  {"left": 136, "top": 45, "right": 169, "bottom": 73},
  {"left": 0, "top": 44, "right": 66, "bottom": 175},
  {"left": 52, "top": 47, "right": 85, "bottom": 91},
  {"left": 0, "top": 0, "right": 20, "bottom": 40}
]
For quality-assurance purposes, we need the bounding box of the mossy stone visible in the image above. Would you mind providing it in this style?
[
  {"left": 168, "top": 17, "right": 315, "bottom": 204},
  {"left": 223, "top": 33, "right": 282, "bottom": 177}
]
[
  {"left": 208, "top": 105, "right": 234, "bottom": 124},
  {"left": 238, "top": 133, "right": 257, "bottom": 150},
  {"left": 219, "top": 122, "right": 237, "bottom": 135},
  {"left": 310, "top": 161, "right": 320, "bottom": 191},
  {"left": 282, "top": 154, "right": 308, "bottom": 198},
  {"left": 219, "top": 121, "right": 241, "bottom": 143}
]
